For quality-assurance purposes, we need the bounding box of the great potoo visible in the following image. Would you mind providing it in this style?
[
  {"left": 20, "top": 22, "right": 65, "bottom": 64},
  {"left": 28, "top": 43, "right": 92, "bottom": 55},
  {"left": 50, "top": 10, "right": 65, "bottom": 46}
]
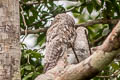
[{"left": 44, "top": 13, "right": 76, "bottom": 72}]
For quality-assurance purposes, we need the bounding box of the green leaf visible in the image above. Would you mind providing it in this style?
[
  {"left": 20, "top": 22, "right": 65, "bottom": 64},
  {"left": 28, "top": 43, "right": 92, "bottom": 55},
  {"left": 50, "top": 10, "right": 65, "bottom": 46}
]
[
  {"left": 35, "top": 33, "right": 46, "bottom": 46},
  {"left": 80, "top": 6, "right": 84, "bottom": 14},
  {"left": 22, "top": 72, "right": 34, "bottom": 80},
  {"left": 87, "top": 3, "right": 93, "bottom": 14},
  {"left": 111, "top": 62, "right": 119, "bottom": 70},
  {"left": 24, "top": 65, "right": 32, "bottom": 71}
]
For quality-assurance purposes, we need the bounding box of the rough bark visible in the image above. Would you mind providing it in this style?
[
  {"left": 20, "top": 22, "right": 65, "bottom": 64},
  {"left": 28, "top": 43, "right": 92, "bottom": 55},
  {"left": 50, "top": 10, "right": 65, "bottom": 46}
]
[
  {"left": 35, "top": 49, "right": 120, "bottom": 80},
  {"left": 55, "top": 21, "right": 120, "bottom": 80},
  {"left": 55, "top": 49, "right": 120, "bottom": 80},
  {"left": 35, "top": 20, "right": 120, "bottom": 80},
  {"left": 0, "top": 0, "right": 21, "bottom": 80}
]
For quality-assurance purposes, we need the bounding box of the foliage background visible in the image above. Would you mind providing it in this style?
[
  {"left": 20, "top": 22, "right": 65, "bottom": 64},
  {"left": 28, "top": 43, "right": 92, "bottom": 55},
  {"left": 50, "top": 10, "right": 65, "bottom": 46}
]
[{"left": 20, "top": 0, "right": 120, "bottom": 80}]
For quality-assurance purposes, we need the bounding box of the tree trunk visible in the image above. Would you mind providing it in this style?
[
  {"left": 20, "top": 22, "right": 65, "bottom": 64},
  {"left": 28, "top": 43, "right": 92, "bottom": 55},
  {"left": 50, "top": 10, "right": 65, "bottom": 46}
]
[{"left": 0, "top": 0, "right": 21, "bottom": 80}]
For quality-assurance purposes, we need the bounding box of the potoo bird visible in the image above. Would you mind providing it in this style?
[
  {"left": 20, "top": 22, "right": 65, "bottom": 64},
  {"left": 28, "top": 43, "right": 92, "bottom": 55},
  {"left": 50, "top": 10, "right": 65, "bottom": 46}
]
[{"left": 44, "top": 13, "right": 76, "bottom": 72}]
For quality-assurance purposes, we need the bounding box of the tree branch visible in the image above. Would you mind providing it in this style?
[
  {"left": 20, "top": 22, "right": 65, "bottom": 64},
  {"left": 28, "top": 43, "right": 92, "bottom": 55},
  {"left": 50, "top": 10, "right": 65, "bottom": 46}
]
[
  {"left": 35, "top": 21, "right": 120, "bottom": 80},
  {"left": 19, "top": 0, "right": 79, "bottom": 6},
  {"left": 19, "top": 1, "right": 40, "bottom": 6},
  {"left": 95, "top": 20, "right": 120, "bottom": 52},
  {"left": 21, "top": 27, "right": 48, "bottom": 35},
  {"left": 75, "top": 19, "right": 119, "bottom": 27},
  {"left": 21, "top": 19, "right": 119, "bottom": 35}
]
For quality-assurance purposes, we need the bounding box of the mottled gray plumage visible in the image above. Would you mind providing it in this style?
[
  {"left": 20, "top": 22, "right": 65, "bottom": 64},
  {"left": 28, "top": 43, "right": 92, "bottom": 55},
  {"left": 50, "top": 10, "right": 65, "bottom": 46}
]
[{"left": 44, "top": 13, "right": 76, "bottom": 72}]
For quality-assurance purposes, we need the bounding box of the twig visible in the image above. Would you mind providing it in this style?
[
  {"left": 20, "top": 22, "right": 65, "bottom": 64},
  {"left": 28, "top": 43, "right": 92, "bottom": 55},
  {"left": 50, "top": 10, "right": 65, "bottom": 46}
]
[
  {"left": 37, "top": 44, "right": 46, "bottom": 52},
  {"left": 21, "top": 27, "right": 48, "bottom": 35},
  {"left": 96, "top": 75, "right": 111, "bottom": 78},
  {"left": 19, "top": 0, "right": 79, "bottom": 6},
  {"left": 75, "top": 19, "right": 119, "bottom": 27},
  {"left": 20, "top": 4, "right": 28, "bottom": 42},
  {"left": 20, "top": 1, "right": 40, "bottom": 6},
  {"left": 97, "top": 68, "right": 120, "bottom": 78},
  {"left": 65, "top": 2, "right": 81, "bottom": 12},
  {"left": 111, "top": 68, "right": 120, "bottom": 77},
  {"left": 28, "top": 16, "right": 53, "bottom": 27},
  {"left": 91, "top": 35, "right": 107, "bottom": 46}
]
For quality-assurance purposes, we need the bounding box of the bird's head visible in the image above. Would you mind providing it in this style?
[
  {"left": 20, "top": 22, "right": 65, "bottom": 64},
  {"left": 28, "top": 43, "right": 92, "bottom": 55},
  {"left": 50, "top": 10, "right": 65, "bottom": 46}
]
[{"left": 51, "top": 13, "right": 75, "bottom": 26}]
